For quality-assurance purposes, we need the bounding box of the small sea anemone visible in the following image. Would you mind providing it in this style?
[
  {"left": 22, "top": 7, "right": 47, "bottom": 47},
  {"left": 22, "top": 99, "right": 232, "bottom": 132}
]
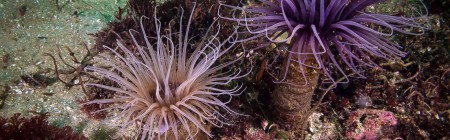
[
  {"left": 85, "top": 5, "right": 245, "bottom": 139},
  {"left": 220, "top": 0, "right": 426, "bottom": 83}
]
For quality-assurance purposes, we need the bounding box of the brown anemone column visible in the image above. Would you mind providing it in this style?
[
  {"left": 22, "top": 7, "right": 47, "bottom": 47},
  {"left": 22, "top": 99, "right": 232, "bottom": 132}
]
[{"left": 272, "top": 55, "right": 320, "bottom": 137}]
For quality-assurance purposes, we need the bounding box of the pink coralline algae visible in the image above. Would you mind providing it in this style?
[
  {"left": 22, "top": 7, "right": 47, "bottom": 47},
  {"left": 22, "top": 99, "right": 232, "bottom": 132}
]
[{"left": 345, "top": 109, "right": 398, "bottom": 140}]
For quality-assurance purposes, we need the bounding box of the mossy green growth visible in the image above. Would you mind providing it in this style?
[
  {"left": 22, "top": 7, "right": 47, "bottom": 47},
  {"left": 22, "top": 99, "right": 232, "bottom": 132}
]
[
  {"left": 48, "top": 115, "right": 71, "bottom": 128},
  {"left": 90, "top": 125, "right": 117, "bottom": 140},
  {"left": 74, "top": 120, "right": 89, "bottom": 134}
]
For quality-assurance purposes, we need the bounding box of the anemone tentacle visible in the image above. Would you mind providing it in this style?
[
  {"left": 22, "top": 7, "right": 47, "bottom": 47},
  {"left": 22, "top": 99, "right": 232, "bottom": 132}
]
[
  {"left": 85, "top": 4, "right": 244, "bottom": 140},
  {"left": 220, "top": 0, "right": 426, "bottom": 84}
]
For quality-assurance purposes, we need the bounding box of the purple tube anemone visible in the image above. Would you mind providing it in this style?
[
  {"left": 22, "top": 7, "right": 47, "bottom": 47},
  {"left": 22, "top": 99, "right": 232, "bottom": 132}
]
[
  {"left": 220, "top": 0, "right": 426, "bottom": 83},
  {"left": 84, "top": 5, "right": 245, "bottom": 139}
]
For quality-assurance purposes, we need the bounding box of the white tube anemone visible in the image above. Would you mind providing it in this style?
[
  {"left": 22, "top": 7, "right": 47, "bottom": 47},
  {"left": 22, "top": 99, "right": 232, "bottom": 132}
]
[{"left": 85, "top": 4, "right": 245, "bottom": 140}]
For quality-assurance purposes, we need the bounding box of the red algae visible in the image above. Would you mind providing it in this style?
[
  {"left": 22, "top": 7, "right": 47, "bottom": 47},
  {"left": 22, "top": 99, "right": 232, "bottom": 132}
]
[{"left": 0, "top": 113, "right": 87, "bottom": 140}]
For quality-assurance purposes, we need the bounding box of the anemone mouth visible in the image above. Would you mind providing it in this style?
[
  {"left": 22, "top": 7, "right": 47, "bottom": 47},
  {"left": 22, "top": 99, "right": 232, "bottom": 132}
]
[{"left": 85, "top": 3, "right": 246, "bottom": 140}]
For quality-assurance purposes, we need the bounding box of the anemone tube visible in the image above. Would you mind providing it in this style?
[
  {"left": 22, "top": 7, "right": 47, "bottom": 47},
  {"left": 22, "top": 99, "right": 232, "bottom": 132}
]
[
  {"left": 220, "top": 0, "right": 425, "bottom": 137},
  {"left": 84, "top": 5, "right": 247, "bottom": 140}
]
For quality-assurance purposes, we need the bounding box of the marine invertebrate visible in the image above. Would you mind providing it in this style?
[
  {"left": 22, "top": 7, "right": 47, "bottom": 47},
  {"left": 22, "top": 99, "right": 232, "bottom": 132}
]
[
  {"left": 85, "top": 6, "right": 245, "bottom": 139},
  {"left": 219, "top": 0, "right": 426, "bottom": 137},
  {"left": 220, "top": 0, "right": 425, "bottom": 82}
]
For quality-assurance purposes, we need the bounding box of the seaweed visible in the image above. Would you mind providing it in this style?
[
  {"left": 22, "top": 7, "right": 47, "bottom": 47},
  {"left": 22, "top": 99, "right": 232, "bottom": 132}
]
[
  {"left": 78, "top": 78, "right": 116, "bottom": 120},
  {"left": 317, "top": 14, "right": 450, "bottom": 139},
  {"left": 0, "top": 85, "right": 9, "bottom": 109},
  {"left": 44, "top": 43, "right": 97, "bottom": 92},
  {"left": 93, "top": 0, "right": 240, "bottom": 54},
  {"left": 0, "top": 113, "right": 87, "bottom": 140},
  {"left": 20, "top": 73, "right": 57, "bottom": 88}
]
